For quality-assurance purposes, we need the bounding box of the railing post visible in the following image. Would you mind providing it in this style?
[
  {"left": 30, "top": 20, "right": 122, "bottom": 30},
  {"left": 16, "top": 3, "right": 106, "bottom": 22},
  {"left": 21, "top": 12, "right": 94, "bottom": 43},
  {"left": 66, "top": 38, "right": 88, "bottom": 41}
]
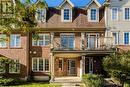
[{"left": 50, "top": 32, "right": 54, "bottom": 49}]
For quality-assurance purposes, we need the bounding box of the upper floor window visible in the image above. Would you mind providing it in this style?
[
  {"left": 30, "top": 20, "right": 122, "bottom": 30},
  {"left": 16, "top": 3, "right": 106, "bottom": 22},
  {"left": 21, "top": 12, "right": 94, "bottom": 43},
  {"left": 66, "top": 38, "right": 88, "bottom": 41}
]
[
  {"left": 32, "top": 58, "right": 49, "bottom": 72},
  {"left": 62, "top": 8, "right": 72, "bottom": 22},
  {"left": 0, "top": 34, "right": 6, "bottom": 48},
  {"left": 36, "top": 8, "right": 46, "bottom": 22},
  {"left": 124, "top": 32, "right": 129, "bottom": 45},
  {"left": 1, "top": 1, "right": 13, "bottom": 14},
  {"left": 61, "top": 34, "right": 74, "bottom": 49},
  {"left": 113, "top": 32, "right": 119, "bottom": 45},
  {"left": 32, "top": 34, "right": 50, "bottom": 46},
  {"left": 9, "top": 60, "right": 20, "bottom": 73},
  {"left": 111, "top": 8, "right": 118, "bottom": 21},
  {"left": 10, "top": 34, "right": 21, "bottom": 48},
  {"left": 88, "top": 8, "right": 99, "bottom": 22},
  {"left": 124, "top": 8, "right": 130, "bottom": 20}
]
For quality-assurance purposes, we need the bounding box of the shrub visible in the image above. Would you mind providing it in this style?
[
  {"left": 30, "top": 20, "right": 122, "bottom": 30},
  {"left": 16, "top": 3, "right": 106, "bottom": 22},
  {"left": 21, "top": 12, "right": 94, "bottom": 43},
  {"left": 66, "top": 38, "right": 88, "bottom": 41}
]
[
  {"left": 123, "top": 80, "right": 130, "bottom": 87},
  {"left": 83, "top": 74, "right": 104, "bottom": 87}
]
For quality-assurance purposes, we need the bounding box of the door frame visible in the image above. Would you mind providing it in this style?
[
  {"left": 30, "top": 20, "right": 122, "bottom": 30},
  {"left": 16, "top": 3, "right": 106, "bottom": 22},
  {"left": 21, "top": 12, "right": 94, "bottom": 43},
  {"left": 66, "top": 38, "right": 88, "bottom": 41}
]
[{"left": 67, "top": 59, "right": 77, "bottom": 76}]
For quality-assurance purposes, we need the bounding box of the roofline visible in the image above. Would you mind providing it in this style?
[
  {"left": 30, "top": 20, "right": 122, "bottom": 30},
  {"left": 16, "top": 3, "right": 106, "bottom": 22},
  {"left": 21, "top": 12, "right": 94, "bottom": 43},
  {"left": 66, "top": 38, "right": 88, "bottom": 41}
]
[
  {"left": 35, "top": 0, "right": 48, "bottom": 9},
  {"left": 59, "top": 0, "right": 74, "bottom": 8},
  {"left": 86, "top": 0, "right": 102, "bottom": 8}
]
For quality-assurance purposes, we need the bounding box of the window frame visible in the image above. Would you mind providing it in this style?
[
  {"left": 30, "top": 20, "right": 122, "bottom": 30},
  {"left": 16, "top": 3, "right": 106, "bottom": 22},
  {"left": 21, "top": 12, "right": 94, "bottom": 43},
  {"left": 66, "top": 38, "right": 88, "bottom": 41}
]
[
  {"left": 60, "top": 33, "right": 75, "bottom": 49},
  {"left": 32, "top": 58, "right": 49, "bottom": 72},
  {"left": 123, "top": 7, "right": 130, "bottom": 21},
  {"left": 36, "top": 8, "right": 46, "bottom": 22},
  {"left": 88, "top": 8, "right": 99, "bottom": 22},
  {"left": 0, "top": 34, "right": 7, "bottom": 48},
  {"left": 32, "top": 34, "right": 50, "bottom": 46},
  {"left": 61, "top": 8, "right": 72, "bottom": 22},
  {"left": 10, "top": 34, "right": 21, "bottom": 48},
  {"left": 112, "top": 32, "right": 119, "bottom": 45},
  {"left": 123, "top": 32, "right": 130, "bottom": 45},
  {"left": 9, "top": 60, "right": 20, "bottom": 73},
  {"left": 111, "top": 7, "right": 118, "bottom": 21}
]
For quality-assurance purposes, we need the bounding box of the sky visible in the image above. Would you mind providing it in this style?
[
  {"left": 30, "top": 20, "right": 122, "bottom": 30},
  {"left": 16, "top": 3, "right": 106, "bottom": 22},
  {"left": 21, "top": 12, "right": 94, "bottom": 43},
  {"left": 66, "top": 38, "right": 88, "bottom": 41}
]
[{"left": 21, "top": 0, "right": 106, "bottom": 7}]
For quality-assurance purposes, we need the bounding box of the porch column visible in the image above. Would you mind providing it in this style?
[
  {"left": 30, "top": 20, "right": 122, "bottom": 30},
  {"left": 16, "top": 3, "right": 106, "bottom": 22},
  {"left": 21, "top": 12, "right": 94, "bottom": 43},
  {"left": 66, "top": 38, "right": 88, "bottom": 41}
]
[
  {"left": 50, "top": 32, "right": 54, "bottom": 49},
  {"left": 81, "top": 33, "right": 85, "bottom": 50},
  {"left": 50, "top": 53, "right": 55, "bottom": 82},
  {"left": 80, "top": 55, "right": 85, "bottom": 80}
]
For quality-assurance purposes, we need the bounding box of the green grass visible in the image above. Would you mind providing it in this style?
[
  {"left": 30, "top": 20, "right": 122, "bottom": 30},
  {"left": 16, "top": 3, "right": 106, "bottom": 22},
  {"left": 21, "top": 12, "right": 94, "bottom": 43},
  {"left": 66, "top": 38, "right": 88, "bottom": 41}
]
[
  {"left": 1, "top": 82, "right": 61, "bottom": 87},
  {"left": 124, "top": 80, "right": 130, "bottom": 87}
]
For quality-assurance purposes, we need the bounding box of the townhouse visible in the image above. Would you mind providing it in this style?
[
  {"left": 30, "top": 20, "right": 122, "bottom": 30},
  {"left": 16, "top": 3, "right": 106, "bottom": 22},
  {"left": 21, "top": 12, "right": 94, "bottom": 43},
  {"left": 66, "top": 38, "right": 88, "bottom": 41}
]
[{"left": 0, "top": 0, "right": 117, "bottom": 81}]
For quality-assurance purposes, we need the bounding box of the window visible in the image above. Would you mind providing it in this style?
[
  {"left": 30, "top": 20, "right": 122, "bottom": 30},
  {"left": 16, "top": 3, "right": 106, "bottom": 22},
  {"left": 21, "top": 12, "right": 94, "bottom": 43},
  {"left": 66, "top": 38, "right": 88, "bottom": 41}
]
[
  {"left": 32, "top": 58, "right": 49, "bottom": 72},
  {"left": 10, "top": 34, "right": 21, "bottom": 47},
  {"left": 124, "top": 32, "right": 129, "bottom": 45},
  {"left": 0, "top": 34, "right": 6, "bottom": 48},
  {"left": 89, "top": 8, "right": 98, "bottom": 22},
  {"left": 111, "top": 8, "right": 118, "bottom": 20},
  {"left": 1, "top": 1, "right": 13, "bottom": 14},
  {"left": 0, "top": 62, "right": 5, "bottom": 73},
  {"left": 124, "top": 8, "right": 130, "bottom": 20},
  {"left": 86, "top": 33, "right": 99, "bottom": 49},
  {"left": 32, "top": 34, "right": 50, "bottom": 46},
  {"left": 62, "top": 8, "right": 72, "bottom": 22},
  {"left": 59, "top": 59, "right": 63, "bottom": 70},
  {"left": 9, "top": 60, "right": 20, "bottom": 73},
  {"left": 113, "top": 32, "right": 119, "bottom": 45},
  {"left": 36, "top": 8, "right": 46, "bottom": 22},
  {"left": 61, "top": 34, "right": 74, "bottom": 49}
]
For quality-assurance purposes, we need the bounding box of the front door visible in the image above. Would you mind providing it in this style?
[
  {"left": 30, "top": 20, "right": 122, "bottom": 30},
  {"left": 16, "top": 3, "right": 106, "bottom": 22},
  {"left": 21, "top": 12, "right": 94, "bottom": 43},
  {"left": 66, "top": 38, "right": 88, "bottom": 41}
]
[{"left": 68, "top": 59, "right": 76, "bottom": 76}]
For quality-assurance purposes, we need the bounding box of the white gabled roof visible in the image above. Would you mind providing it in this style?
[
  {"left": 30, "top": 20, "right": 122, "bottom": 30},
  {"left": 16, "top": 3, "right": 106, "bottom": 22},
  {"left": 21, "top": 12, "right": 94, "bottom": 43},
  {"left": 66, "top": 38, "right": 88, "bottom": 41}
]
[
  {"left": 35, "top": 0, "right": 48, "bottom": 8},
  {"left": 86, "top": 0, "right": 101, "bottom": 8},
  {"left": 59, "top": 0, "right": 74, "bottom": 8}
]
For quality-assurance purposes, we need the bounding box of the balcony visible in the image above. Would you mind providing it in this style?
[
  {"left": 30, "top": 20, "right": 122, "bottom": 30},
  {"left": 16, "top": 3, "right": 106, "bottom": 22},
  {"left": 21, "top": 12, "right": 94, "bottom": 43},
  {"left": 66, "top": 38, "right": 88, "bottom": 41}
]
[{"left": 52, "top": 37, "right": 117, "bottom": 53}]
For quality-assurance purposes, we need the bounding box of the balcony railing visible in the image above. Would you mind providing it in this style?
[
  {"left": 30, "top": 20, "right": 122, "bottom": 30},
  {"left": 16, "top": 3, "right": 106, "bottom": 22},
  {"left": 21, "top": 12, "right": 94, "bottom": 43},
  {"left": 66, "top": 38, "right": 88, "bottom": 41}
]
[{"left": 52, "top": 37, "right": 116, "bottom": 51}]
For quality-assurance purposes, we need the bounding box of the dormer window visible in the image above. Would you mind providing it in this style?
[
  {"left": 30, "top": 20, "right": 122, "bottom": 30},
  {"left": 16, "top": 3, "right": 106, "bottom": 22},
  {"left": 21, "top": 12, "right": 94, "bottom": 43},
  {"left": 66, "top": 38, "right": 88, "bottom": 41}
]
[
  {"left": 88, "top": 8, "right": 99, "bottom": 22},
  {"left": 62, "top": 8, "right": 72, "bottom": 22},
  {"left": 36, "top": 8, "right": 46, "bottom": 22}
]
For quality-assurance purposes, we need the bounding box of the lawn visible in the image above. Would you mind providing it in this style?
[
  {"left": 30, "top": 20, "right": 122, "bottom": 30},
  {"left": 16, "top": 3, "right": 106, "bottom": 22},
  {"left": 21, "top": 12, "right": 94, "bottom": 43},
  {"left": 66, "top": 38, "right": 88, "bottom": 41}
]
[{"left": 1, "top": 82, "right": 61, "bottom": 87}]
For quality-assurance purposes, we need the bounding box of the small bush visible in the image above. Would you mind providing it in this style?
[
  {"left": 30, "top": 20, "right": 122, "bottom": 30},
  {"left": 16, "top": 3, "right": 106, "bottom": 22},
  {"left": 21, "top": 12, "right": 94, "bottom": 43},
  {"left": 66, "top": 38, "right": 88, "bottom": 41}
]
[
  {"left": 83, "top": 74, "right": 104, "bottom": 87},
  {"left": 123, "top": 80, "right": 130, "bottom": 87}
]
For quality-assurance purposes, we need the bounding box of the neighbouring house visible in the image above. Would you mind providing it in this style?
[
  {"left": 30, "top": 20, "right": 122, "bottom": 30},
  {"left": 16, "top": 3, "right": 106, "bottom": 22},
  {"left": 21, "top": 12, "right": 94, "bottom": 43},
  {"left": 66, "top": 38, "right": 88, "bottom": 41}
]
[
  {"left": 105, "top": 0, "right": 130, "bottom": 51},
  {"left": 0, "top": 0, "right": 116, "bottom": 81}
]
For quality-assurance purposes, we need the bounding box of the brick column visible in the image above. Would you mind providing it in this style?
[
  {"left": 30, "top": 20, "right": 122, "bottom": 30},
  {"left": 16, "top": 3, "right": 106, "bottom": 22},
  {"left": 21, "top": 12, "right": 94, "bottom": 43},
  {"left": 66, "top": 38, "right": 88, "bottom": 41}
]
[
  {"left": 81, "top": 33, "right": 85, "bottom": 50},
  {"left": 50, "top": 32, "right": 54, "bottom": 49},
  {"left": 80, "top": 55, "right": 85, "bottom": 80},
  {"left": 50, "top": 53, "right": 55, "bottom": 82}
]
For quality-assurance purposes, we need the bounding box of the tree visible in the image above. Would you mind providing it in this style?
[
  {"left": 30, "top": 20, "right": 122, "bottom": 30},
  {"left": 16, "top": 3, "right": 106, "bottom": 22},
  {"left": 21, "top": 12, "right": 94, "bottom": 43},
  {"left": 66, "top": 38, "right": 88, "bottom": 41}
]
[{"left": 103, "top": 51, "right": 130, "bottom": 85}]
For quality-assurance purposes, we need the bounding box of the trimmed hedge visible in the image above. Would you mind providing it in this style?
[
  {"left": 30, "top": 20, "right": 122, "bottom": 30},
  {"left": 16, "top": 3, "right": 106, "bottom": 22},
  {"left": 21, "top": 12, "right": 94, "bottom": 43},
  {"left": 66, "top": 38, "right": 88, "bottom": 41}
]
[{"left": 83, "top": 74, "right": 104, "bottom": 87}]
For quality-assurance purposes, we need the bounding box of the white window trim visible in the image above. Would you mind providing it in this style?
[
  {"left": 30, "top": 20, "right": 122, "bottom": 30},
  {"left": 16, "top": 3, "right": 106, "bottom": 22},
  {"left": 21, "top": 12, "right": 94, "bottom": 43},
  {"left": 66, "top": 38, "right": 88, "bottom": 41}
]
[
  {"left": 10, "top": 34, "right": 21, "bottom": 48},
  {"left": 32, "top": 34, "right": 50, "bottom": 46},
  {"left": 32, "top": 58, "right": 49, "bottom": 72},
  {"left": 111, "top": 7, "right": 118, "bottom": 21},
  {"left": 61, "top": 8, "right": 72, "bottom": 22},
  {"left": 60, "top": 33, "right": 75, "bottom": 49},
  {"left": 0, "top": 34, "right": 7, "bottom": 48},
  {"left": 35, "top": 8, "right": 46, "bottom": 22},
  {"left": 88, "top": 8, "right": 99, "bottom": 22},
  {"left": 123, "top": 7, "right": 130, "bottom": 21},
  {"left": 9, "top": 60, "right": 20, "bottom": 73},
  {"left": 112, "top": 32, "right": 119, "bottom": 45},
  {"left": 123, "top": 32, "right": 130, "bottom": 45}
]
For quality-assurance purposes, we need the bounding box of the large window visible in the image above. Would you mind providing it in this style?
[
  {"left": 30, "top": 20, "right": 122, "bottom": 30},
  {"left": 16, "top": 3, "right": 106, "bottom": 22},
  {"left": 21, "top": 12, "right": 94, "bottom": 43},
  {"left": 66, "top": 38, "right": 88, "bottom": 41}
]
[
  {"left": 61, "top": 34, "right": 74, "bottom": 49},
  {"left": 62, "top": 8, "right": 72, "bottom": 22},
  {"left": 36, "top": 8, "right": 46, "bottom": 22},
  {"left": 10, "top": 34, "right": 21, "bottom": 48},
  {"left": 111, "top": 8, "right": 118, "bottom": 20},
  {"left": 9, "top": 60, "right": 20, "bottom": 73},
  {"left": 124, "top": 32, "right": 129, "bottom": 45},
  {"left": 89, "top": 8, "right": 98, "bottom": 22},
  {"left": 0, "top": 62, "right": 5, "bottom": 73},
  {"left": 113, "top": 32, "right": 119, "bottom": 45},
  {"left": 0, "top": 34, "right": 6, "bottom": 48},
  {"left": 124, "top": 8, "right": 130, "bottom": 20},
  {"left": 32, "top": 58, "right": 49, "bottom": 72},
  {"left": 32, "top": 34, "right": 50, "bottom": 46}
]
